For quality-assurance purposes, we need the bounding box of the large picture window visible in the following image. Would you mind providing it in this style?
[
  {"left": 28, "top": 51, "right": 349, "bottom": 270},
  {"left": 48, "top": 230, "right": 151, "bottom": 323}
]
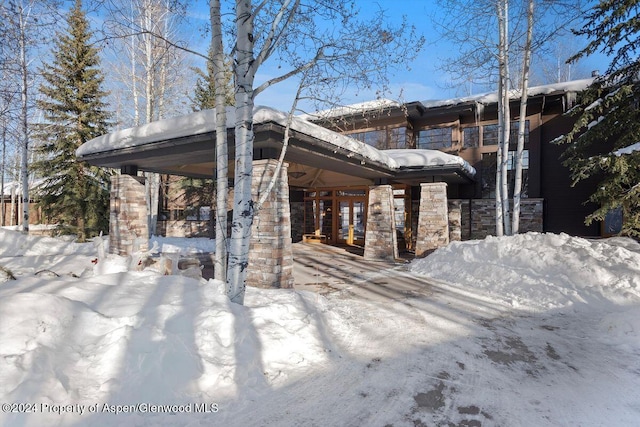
[
  {"left": 463, "top": 126, "right": 479, "bottom": 148},
  {"left": 481, "top": 150, "right": 529, "bottom": 199},
  {"left": 349, "top": 127, "right": 407, "bottom": 149},
  {"left": 388, "top": 127, "right": 407, "bottom": 149},
  {"left": 350, "top": 130, "right": 386, "bottom": 148},
  {"left": 482, "top": 121, "right": 529, "bottom": 146},
  {"left": 417, "top": 127, "right": 452, "bottom": 149}
]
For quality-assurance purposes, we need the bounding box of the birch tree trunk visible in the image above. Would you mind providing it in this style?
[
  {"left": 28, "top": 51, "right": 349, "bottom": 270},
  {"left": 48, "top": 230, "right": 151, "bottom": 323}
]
[
  {"left": 1, "top": 123, "right": 6, "bottom": 226},
  {"left": 495, "top": 0, "right": 507, "bottom": 237},
  {"left": 130, "top": 3, "right": 140, "bottom": 127},
  {"left": 11, "top": 185, "right": 16, "bottom": 226},
  {"left": 226, "top": 0, "right": 256, "bottom": 304},
  {"left": 210, "top": 0, "right": 228, "bottom": 282},
  {"left": 512, "top": 0, "right": 534, "bottom": 234},
  {"left": 500, "top": 0, "right": 512, "bottom": 236},
  {"left": 18, "top": 5, "right": 29, "bottom": 234},
  {"left": 143, "top": 2, "right": 159, "bottom": 236}
]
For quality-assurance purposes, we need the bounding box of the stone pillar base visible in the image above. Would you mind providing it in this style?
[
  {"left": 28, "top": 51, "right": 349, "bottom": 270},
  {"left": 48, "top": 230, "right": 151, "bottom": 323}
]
[
  {"left": 109, "top": 174, "right": 149, "bottom": 256},
  {"left": 247, "top": 159, "right": 294, "bottom": 288},
  {"left": 415, "top": 182, "right": 449, "bottom": 257},
  {"left": 364, "top": 185, "right": 398, "bottom": 261}
]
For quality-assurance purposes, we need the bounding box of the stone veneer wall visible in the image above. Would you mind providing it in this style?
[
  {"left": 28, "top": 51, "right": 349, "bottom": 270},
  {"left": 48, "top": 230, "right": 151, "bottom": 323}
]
[
  {"left": 448, "top": 200, "right": 462, "bottom": 242},
  {"left": 247, "top": 160, "right": 294, "bottom": 289},
  {"left": 415, "top": 183, "right": 450, "bottom": 256},
  {"left": 450, "top": 198, "right": 544, "bottom": 239},
  {"left": 109, "top": 174, "right": 149, "bottom": 255},
  {"left": 411, "top": 200, "right": 420, "bottom": 250},
  {"left": 364, "top": 185, "right": 398, "bottom": 261}
]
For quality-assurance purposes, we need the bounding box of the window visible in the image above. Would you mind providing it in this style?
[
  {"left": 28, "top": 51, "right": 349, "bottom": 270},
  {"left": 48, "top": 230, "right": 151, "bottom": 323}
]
[
  {"left": 510, "top": 121, "right": 530, "bottom": 146},
  {"left": 463, "top": 126, "right": 479, "bottom": 148},
  {"left": 417, "top": 127, "right": 452, "bottom": 149},
  {"left": 350, "top": 130, "right": 386, "bottom": 148},
  {"left": 481, "top": 150, "right": 529, "bottom": 199},
  {"left": 350, "top": 127, "right": 407, "bottom": 149},
  {"left": 507, "top": 150, "right": 529, "bottom": 170},
  {"left": 603, "top": 207, "right": 623, "bottom": 235},
  {"left": 303, "top": 199, "right": 333, "bottom": 238},
  {"left": 482, "top": 121, "right": 529, "bottom": 146},
  {"left": 481, "top": 152, "right": 498, "bottom": 198},
  {"left": 483, "top": 124, "right": 499, "bottom": 146},
  {"left": 388, "top": 127, "right": 407, "bottom": 149}
]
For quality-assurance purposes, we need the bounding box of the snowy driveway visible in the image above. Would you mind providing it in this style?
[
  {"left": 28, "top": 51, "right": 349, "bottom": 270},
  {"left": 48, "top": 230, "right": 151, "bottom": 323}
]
[{"left": 285, "top": 241, "right": 640, "bottom": 426}]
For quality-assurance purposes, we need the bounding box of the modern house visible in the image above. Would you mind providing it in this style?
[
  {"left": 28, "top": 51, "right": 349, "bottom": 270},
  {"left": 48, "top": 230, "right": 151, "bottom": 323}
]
[{"left": 77, "top": 78, "right": 599, "bottom": 288}]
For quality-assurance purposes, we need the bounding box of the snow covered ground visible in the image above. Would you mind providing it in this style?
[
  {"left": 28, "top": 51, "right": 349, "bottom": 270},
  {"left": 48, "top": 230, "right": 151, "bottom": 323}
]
[{"left": 1, "top": 228, "right": 639, "bottom": 426}]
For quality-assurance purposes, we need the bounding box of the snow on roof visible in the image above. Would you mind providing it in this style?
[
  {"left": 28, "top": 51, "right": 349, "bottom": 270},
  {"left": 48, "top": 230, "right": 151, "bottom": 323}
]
[
  {"left": 81, "top": 79, "right": 596, "bottom": 160},
  {"left": 297, "top": 99, "right": 401, "bottom": 121},
  {"left": 613, "top": 142, "right": 640, "bottom": 156},
  {"left": 1, "top": 181, "right": 19, "bottom": 196},
  {"left": 78, "top": 79, "right": 595, "bottom": 176},
  {"left": 384, "top": 149, "right": 476, "bottom": 176},
  {"left": 1, "top": 179, "right": 46, "bottom": 197},
  {"left": 421, "top": 78, "right": 595, "bottom": 110},
  {"left": 76, "top": 108, "right": 221, "bottom": 158},
  {"left": 252, "top": 106, "right": 398, "bottom": 168},
  {"left": 77, "top": 106, "right": 399, "bottom": 169},
  {"left": 77, "top": 106, "right": 479, "bottom": 176}
]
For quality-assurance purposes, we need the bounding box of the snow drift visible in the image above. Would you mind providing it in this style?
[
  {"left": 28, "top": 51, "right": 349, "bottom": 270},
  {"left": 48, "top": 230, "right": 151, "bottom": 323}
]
[{"left": 410, "top": 232, "right": 640, "bottom": 311}]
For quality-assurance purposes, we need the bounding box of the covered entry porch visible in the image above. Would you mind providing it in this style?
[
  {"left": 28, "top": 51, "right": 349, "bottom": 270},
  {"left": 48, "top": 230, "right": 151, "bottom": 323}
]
[{"left": 77, "top": 107, "right": 475, "bottom": 288}]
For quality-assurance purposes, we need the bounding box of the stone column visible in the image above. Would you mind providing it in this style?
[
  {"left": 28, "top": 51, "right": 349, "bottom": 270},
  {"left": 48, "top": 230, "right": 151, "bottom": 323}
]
[
  {"left": 247, "top": 159, "right": 294, "bottom": 288},
  {"left": 415, "top": 182, "right": 449, "bottom": 257},
  {"left": 109, "top": 174, "right": 149, "bottom": 255},
  {"left": 364, "top": 185, "right": 398, "bottom": 261}
]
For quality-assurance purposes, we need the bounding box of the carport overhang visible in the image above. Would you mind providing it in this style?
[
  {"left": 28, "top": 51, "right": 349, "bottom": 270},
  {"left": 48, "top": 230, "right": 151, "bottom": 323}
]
[{"left": 77, "top": 112, "right": 475, "bottom": 188}]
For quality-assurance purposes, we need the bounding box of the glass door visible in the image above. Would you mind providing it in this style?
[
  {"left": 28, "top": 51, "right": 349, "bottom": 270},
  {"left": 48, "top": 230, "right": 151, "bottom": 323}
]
[{"left": 337, "top": 198, "right": 366, "bottom": 245}]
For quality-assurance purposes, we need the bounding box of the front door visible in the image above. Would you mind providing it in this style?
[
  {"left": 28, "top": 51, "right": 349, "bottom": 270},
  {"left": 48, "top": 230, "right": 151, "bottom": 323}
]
[{"left": 337, "top": 198, "right": 366, "bottom": 245}]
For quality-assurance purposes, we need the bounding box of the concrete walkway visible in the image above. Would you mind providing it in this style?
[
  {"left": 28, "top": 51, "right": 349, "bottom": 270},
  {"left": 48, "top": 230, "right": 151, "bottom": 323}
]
[
  {"left": 292, "top": 242, "right": 435, "bottom": 302},
  {"left": 199, "top": 242, "right": 435, "bottom": 302}
]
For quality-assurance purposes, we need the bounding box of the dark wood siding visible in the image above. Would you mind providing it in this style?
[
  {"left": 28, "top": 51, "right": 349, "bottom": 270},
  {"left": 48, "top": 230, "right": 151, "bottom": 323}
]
[{"left": 539, "top": 112, "right": 600, "bottom": 236}]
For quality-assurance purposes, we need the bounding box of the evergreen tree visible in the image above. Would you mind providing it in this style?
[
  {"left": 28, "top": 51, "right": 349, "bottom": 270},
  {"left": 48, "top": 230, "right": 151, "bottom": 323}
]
[
  {"left": 33, "top": 0, "right": 112, "bottom": 242},
  {"left": 561, "top": 0, "right": 640, "bottom": 236},
  {"left": 182, "top": 46, "right": 234, "bottom": 232},
  {"left": 191, "top": 45, "right": 234, "bottom": 112}
]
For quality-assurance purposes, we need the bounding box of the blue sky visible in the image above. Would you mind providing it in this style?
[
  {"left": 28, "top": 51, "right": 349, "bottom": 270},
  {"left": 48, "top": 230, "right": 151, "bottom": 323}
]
[{"left": 186, "top": 0, "right": 608, "bottom": 112}]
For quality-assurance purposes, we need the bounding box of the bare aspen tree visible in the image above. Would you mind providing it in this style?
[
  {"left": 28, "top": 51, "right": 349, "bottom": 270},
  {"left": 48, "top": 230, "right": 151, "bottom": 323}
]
[
  {"left": 224, "top": 0, "right": 269, "bottom": 304},
  {"left": 435, "top": 0, "right": 586, "bottom": 236},
  {"left": 214, "top": 0, "right": 422, "bottom": 303},
  {"left": 96, "top": 0, "right": 421, "bottom": 303},
  {"left": 103, "top": 0, "right": 189, "bottom": 236},
  {"left": 210, "top": 0, "right": 228, "bottom": 282},
  {"left": 0, "top": 118, "right": 7, "bottom": 226},
  {"left": 495, "top": 0, "right": 508, "bottom": 236},
  {"left": 512, "top": 0, "right": 533, "bottom": 234},
  {"left": 1, "top": 1, "right": 59, "bottom": 234},
  {"left": 18, "top": 4, "right": 30, "bottom": 233}
]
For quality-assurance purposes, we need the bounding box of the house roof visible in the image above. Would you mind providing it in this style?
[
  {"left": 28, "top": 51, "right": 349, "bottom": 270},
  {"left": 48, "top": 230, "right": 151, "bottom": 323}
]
[
  {"left": 77, "top": 79, "right": 596, "bottom": 187},
  {"left": 418, "top": 78, "right": 594, "bottom": 110}
]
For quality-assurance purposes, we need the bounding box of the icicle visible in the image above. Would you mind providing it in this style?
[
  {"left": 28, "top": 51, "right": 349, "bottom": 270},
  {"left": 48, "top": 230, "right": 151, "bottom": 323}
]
[{"left": 474, "top": 101, "right": 484, "bottom": 124}]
